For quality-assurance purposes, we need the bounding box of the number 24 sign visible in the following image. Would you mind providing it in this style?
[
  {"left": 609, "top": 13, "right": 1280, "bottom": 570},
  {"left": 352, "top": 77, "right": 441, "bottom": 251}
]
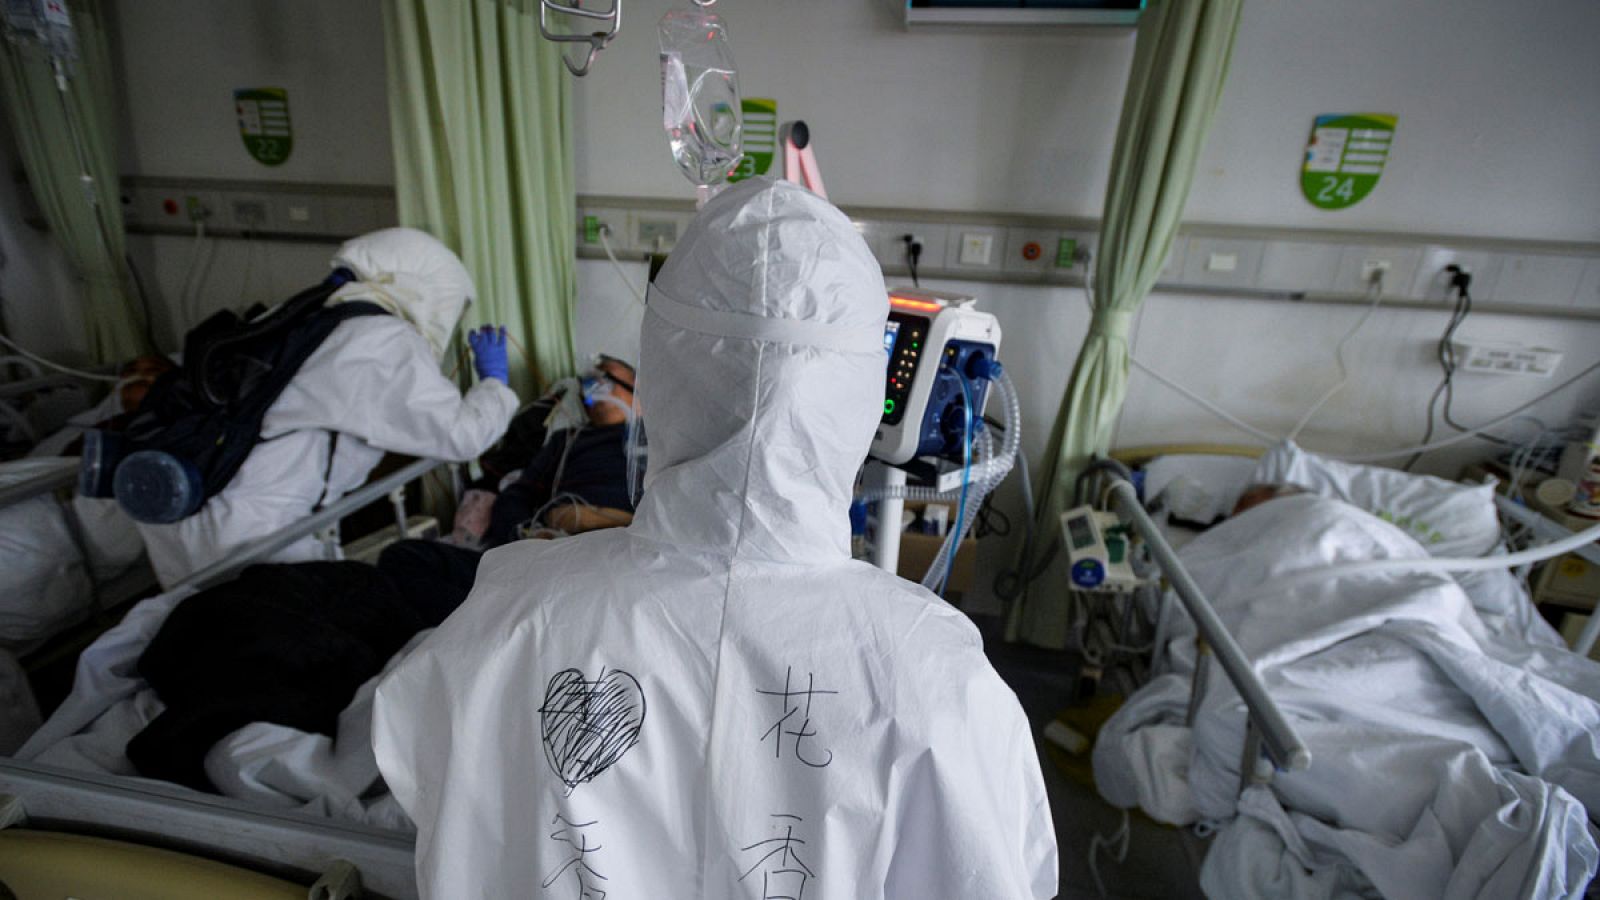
[{"left": 1302, "top": 114, "right": 1396, "bottom": 210}]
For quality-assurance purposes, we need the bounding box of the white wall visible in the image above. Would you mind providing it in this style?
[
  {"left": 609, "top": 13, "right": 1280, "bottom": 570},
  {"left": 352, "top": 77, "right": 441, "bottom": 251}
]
[
  {"left": 109, "top": 0, "right": 392, "bottom": 185},
  {"left": 1188, "top": 0, "right": 1600, "bottom": 241},
  {"left": 572, "top": 0, "right": 1134, "bottom": 216},
  {"left": 574, "top": 0, "right": 1600, "bottom": 241}
]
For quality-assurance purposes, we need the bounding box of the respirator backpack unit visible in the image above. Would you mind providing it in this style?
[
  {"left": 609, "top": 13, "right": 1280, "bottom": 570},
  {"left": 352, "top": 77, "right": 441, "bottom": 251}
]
[
  {"left": 79, "top": 270, "right": 382, "bottom": 525},
  {"left": 859, "top": 290, "right": 1020, "bottom": 596}
]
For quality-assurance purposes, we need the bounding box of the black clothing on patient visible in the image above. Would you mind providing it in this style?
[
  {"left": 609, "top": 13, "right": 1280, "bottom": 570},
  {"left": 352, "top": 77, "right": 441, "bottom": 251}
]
[
  {"left": 377, "top": 539, "right": 486, "bottom": 625},
  {"left": 486, "top": 423, "right": 632, "bottom": 547},
  {"left": 128, "top": 561, "right": 464, "bottom": 792}
]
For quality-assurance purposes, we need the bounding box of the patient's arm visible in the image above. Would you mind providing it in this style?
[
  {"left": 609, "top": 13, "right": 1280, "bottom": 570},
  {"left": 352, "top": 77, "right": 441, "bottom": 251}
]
[{"left": 543, "top": 504, "right": 633, "bottom": 535}]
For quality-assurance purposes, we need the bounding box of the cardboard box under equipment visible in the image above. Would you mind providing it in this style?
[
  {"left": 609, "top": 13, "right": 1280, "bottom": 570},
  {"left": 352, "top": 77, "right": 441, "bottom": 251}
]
[{"left": 898, "top": 501, "right": 977, "bottom": 593}]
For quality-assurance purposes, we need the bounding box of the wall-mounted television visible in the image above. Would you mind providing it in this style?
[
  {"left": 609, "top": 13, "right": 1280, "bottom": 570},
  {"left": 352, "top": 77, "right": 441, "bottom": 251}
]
[{"left": 906, "top": 0, "right": 1143, "bottom": 27}]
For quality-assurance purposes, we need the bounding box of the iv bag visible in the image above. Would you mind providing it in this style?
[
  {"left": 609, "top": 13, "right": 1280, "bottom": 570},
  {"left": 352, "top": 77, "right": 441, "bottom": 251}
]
[
  {"left": 659, "top": 7, "right": 742, "bottom": 198},
  {"left": 1, "top": 0, "right": 77, "bottom": 63}
]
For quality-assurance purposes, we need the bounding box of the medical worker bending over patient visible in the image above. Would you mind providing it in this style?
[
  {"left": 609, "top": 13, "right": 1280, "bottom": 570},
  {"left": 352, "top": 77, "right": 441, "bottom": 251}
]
[
  {"left": 372, "top": 179, "right": 1058, "bottom": 899},
  {"left": 135, "top": 228, "right": 519, "bottom": 588}
]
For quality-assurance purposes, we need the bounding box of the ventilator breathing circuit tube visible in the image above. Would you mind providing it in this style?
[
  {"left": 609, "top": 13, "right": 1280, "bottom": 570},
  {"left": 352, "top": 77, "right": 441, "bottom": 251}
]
[
  {"left": 860, "top": 365, "right": 1022, "bottom": 593},
  {"left": 1279, "top": 516, "right": 1600, "bottom": 590}
]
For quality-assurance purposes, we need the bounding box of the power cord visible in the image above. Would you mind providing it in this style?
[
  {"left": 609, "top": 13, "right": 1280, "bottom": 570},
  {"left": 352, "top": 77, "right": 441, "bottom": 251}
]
[
  {"left": 901, "top": 234, "right": 922, "bottom": 287},
  {"left": 1406, "top": 265, "right": 1494, "bottom": 470}
]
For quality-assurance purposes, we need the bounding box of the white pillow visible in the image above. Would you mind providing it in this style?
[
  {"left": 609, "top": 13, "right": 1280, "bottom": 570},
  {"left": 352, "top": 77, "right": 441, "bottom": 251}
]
[{"left": 1250, "top": 441, "right": 1500, "bottom": 557}]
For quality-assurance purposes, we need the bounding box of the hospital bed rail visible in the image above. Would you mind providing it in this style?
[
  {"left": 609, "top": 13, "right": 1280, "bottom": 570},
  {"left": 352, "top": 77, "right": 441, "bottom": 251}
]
[
  {"left": 1493, "top": 493, "right": 1600, "bottom": 656},
  {"left": 174, "top": 456, "right": 444, "bottom": 593},
  {"left": 0, "top": 457, "right": 77, "bottom": 508},
  {"left": 0, "top": 457, "right": 448, "bottom": 899},
  {"left": 1108, "top": 477, "right": 1313, "bottom": 783}
]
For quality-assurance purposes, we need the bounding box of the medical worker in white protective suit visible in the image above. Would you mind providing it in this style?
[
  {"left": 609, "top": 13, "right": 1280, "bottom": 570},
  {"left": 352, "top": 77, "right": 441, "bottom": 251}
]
[
  {"left": 136, "top": 228, "right": 519, "bottom": 588},
  {"left": 372, "top": 178, "right": 1058, "bottom": 899}
]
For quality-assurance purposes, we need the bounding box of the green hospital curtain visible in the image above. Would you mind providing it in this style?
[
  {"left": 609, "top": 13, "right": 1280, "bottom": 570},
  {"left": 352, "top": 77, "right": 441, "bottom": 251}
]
[
  {"left": 1016, "top": 0, "right": 1243, "bottom": 645},
  {"left": 0, "top": 0, "right": 147, "bottom": 363},
  {"left": 382, "top": 0, "right": 577, "bottom": 394}
]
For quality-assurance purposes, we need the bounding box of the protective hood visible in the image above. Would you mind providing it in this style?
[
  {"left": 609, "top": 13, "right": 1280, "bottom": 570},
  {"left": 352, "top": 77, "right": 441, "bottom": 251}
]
[
  {"left": 633, "top": 177, "right": 887, "bottom": 562},
  {"left": 328, "top": 228, "right": 474, "bottom": 359}
]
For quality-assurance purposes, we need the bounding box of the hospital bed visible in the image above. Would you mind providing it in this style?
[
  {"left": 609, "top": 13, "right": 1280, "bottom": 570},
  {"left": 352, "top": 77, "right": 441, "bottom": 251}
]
[
  {"left": 1082, "top": 443, "right": 1600, "bottom": 897},
  {"left": 0, "top": 457, "right": 155, "bottom": 657},
  {"left": 0, "top": 358, "right": 93, "bottom": 459},
  {"left": 0, "top": 458, "right": 447, "bottom": 900}
]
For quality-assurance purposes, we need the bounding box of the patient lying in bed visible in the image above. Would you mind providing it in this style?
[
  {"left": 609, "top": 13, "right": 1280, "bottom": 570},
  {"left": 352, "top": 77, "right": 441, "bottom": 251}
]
[{"left": 1094, "top": 489, "right": 1600, "bottom": 899}]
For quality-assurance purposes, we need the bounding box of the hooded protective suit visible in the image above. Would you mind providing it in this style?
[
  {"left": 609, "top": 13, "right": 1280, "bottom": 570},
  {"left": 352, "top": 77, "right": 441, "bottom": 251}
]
[
  {"left": 137, "top": 228, "right": 518, "bottom": 588},
  {"left": 371, "top": 179, "right": 1057, "bottom": 899}
]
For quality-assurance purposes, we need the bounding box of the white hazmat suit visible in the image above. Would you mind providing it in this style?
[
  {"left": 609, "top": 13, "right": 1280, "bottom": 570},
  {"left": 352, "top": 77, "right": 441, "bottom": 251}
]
[
  {"left": 137, "top": 228, "right": 518, "bottom": 588},
  {"left": 372, "top": 179, "right": 1058, "bottom": 899}
]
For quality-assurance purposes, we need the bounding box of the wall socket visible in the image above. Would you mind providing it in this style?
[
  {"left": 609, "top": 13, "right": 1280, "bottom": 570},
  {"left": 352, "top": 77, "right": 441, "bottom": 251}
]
[{"left": 1360, "top": 258, "right": 1391, "bottom": 284}]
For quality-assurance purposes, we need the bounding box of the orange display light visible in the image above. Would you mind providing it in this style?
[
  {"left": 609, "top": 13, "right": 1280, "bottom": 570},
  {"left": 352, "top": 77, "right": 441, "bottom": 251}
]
[{"left": 888, "top": 295, "right": 944, "bottom": 313}]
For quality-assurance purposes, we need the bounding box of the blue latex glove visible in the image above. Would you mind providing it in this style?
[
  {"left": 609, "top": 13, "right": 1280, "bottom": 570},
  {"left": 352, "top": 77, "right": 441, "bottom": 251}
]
[{"left": 468, "top": 325, "right": 510, "bottom": 384}]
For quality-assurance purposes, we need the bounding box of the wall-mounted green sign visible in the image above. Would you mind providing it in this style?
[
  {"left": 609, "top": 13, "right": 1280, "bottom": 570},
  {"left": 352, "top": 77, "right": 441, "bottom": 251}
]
[
  {"left": 728, "top": 98, "right": 776, "bottom": 183},
  {"left": 235, "top": 88, "right": 293, "bottom": 166},
  {"left": 1302, "top": 113, "right": 1395, "bottom": 210}
]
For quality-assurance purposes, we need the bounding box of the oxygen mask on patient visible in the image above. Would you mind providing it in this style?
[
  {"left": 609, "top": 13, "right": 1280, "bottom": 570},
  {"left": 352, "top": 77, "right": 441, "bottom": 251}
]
[
  {"left": 578, "top": 363, "right": 647, "bottom": 506},
  {"left": 659, "top": 1, "right": 741, "bottom": 206}
]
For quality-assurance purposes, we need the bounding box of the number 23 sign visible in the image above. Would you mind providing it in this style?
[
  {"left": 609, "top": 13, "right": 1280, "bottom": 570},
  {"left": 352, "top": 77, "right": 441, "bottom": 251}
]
[{"left": 1302, "top": 114, "right": 1395, "bottom": 210}]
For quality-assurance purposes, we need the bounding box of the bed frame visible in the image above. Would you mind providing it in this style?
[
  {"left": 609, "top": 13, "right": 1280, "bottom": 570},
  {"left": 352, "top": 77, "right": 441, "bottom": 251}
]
[
  {"left": 1103, "top": 474, "right": 1313, "bottom": 788},
  {"left": 0, "top": 457, "right": 447, "bottom": 900}
]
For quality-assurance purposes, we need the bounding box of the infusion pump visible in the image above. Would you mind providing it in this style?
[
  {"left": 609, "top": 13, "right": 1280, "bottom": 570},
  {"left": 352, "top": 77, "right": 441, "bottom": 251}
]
[
  {"left": 1061, "top": 506, "right": 1141, "bottom": 592},
  {"left": 870, "top": 290, "right": 1001, "bottom": 465}
]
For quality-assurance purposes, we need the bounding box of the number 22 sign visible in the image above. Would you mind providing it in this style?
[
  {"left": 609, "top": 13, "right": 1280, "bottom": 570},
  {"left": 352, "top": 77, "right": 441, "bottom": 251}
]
[{"left": 1302, "top": 114, "right": 1395, "bottom": 210}]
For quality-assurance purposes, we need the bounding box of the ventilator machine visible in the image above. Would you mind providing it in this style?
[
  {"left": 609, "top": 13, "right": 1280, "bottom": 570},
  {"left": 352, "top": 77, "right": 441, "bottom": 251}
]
[{"left": 860, "top": 290, "right": 1019, "bottom": 596}]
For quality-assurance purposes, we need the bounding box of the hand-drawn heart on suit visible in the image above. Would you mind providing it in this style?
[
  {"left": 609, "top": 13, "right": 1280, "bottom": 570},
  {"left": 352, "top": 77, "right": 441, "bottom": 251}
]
[{"left": 540, "top": 667, "right": 647, "bottom": 794}]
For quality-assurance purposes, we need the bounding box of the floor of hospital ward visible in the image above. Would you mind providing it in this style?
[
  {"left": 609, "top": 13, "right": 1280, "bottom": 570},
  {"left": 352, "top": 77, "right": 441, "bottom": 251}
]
[{"left": 973, "top": 614, "right": 1210, "bottom": 900}]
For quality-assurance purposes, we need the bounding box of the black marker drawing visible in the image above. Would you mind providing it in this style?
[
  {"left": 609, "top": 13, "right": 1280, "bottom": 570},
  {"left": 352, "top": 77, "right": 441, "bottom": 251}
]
[
  {"left": 756, "top": 666, "right": 837, "bottom": 769},
  {"left": 543, "top": 813, "right": 608, "bottom": 899},
  {"left": 740, "top": 813, "right": 815, "bottom": 900},
  {"left": 540, "top": 667, "right": 646, "bottom": 794}
]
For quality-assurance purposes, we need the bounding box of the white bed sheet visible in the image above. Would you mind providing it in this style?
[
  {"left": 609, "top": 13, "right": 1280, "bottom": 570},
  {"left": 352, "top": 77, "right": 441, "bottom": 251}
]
[
  {"left": 1095, "top": 495, "right": 1600, "bottom": 899},
  {"left": 16, "top": 584, "right": 415, "bottom": 833}
]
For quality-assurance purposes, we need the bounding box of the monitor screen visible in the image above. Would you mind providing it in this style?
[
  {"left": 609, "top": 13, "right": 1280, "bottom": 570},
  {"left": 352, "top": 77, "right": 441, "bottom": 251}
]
[
  {"left": 1067, "top": 514, "right": 1096, "bottom": 550},
  {"left": 883, "top": 320, "right": 901, "bottom": 355}
]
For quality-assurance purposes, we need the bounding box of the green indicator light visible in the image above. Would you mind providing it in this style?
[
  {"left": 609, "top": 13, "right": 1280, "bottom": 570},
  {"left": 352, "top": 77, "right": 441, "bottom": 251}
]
[
  {"left": 911, "top": 341, "right": 919, "bottom": 349},
  {"left": 884, "top": 399, "right": 896, "bottom": 414}
]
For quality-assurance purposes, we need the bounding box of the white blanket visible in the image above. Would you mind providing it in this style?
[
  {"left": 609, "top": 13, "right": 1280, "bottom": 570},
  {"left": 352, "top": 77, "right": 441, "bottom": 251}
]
[
  {"left": 1095, "top": 494, "right": 1600, "bottom": 899},
  {"left": 16, "top": 586, "right": 414, "bottom": 832}
]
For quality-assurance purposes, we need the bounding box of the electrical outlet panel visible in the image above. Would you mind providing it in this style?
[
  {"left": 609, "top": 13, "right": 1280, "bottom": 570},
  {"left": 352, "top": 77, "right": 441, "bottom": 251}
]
[
  {"left": 1002, "top": 228, "right": 1055, "bottom": 275},
  {"left": 1577, "top": 260, "right": 1600, "bottom": 311},
  {"left": 947, "top": 228, "right": 1001, "bottom": 270},
  {"left": 1412, "top": 247, "right": 1503, "bottom": 302},
  {"left": 1256, "top": 240, "right": 1340, "bottom": 291},
  {"left": 1332, "top": 245, "right": 1421, "bottom": 296},
  {"left": 229, "top": 196, "right": 271, "bottom": 231},
  {"left": 1181, "top": 238, "right": 1262, "bottom": 288},
  {"left": 1495, "top": 253, "right": 1587, "bottom": 307},
  {"left": 634, "top": 216, "right": 680, "bottom": 252}
]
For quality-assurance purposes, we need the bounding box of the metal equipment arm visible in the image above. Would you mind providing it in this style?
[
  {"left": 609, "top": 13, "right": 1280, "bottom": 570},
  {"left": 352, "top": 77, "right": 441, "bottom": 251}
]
[
  {"left": 173, "top": 457, "right": 442, "bottom": 593},
  {"left": 1108, "top": 477, "right": 1312, "bottom": 773}
]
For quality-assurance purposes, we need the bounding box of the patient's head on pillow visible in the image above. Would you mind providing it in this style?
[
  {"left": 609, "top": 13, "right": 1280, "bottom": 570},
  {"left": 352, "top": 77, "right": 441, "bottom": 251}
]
[{"left": 1231, "top": 483, "right": 1310, "bottom": 517}]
